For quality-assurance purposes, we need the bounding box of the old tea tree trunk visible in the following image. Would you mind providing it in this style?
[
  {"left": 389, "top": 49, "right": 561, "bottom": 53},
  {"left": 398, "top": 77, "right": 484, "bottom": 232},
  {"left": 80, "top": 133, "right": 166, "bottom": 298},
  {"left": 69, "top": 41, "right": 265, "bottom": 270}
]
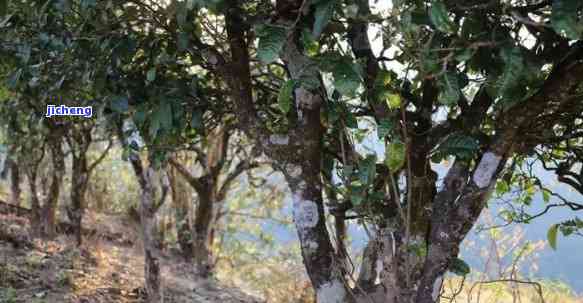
[
  {"left": 23, "top": 124, "right": 66, "bottom": 240},
  {"left": 131, "top": 162, "right": 168, "bottom": 303},
  {"left": 213, "top": 0, "right": 583, "bottom": 302},
  {"left": 119, "top": 122, "right": 169, "bottom": 303},
  {"left": 168, "top": 125, "right": 257, "bottom": 278},
  {"left": 168, "top": 126, "right": 230, "bottom": 278},
  {"left": 224, "top": 5, "right": 349, "bottom": 301},
  {"left": 66, "top": 125, "right": 112, "bottom": 246}
]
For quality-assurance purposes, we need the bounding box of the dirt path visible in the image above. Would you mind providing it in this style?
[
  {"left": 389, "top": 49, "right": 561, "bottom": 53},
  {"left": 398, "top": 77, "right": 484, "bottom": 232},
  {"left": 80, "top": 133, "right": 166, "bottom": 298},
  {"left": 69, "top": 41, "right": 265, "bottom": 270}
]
[{"left": 0, "top": 214, "right": 264, "bottom": 303}]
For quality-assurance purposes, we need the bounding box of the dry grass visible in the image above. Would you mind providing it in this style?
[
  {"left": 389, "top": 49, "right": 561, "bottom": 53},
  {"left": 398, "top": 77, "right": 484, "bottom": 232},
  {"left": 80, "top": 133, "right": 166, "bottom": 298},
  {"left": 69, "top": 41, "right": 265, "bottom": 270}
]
[{"left": 440, "top": 276, "right": 583, "bottom": 303}]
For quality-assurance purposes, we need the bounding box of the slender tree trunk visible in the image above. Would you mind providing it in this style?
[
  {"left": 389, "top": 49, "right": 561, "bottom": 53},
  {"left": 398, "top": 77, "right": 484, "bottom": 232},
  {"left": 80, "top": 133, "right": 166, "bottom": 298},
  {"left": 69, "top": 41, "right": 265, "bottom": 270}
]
[
  {"left": 136, "top": 166, "right": 164, "bottom": 303},
  {"left": 26, "top": 169, "right": 42, "bottom": 238},
  {"left": 192, "top": 186, "right": 214, "bottom": 278},
  {"left": 168, "top": 165, "right": 192, "bottom": 261},
  {"left": 41, "top": 139, "right": 65, "bottom": 239},
  {"left": 69, "top": 154, "right": 89, "bottom": 246},
  {"left": 118, "top": 118, "right": 165, "bottom": 303},
  {"left": 8, "top": 159, "right": 22, "bottom": 215}
]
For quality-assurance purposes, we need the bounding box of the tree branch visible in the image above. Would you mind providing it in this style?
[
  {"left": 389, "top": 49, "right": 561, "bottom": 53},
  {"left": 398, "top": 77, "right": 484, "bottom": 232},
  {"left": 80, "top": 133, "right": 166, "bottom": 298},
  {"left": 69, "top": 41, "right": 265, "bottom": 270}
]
[
  {"left": 88, "top": 138, "right": 113, "bottom": 174},
  {"left": 168, "top": 157, "right": 204, "bottom": 193}
]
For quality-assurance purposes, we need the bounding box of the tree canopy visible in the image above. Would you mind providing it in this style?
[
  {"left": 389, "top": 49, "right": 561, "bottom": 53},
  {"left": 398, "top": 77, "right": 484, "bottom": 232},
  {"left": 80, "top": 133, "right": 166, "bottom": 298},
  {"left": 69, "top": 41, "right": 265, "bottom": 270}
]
[{"left": 1, "top": 0, "right": 582, "bottom": 302}]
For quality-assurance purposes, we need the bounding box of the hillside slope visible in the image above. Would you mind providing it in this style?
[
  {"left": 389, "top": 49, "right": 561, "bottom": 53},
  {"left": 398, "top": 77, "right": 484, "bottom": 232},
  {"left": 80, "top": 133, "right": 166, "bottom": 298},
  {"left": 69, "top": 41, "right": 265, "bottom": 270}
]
[{"left": 0, "top": 213, "right": 264, "bottom": 303}]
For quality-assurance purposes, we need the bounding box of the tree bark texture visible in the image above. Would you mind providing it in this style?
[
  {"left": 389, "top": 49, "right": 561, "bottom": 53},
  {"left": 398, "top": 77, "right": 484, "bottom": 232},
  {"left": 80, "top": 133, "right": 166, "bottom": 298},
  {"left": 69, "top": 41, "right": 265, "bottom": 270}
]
[
  {"left": 168, "top": 164, "right": 193, "bottom": 261},
  {"left": 69, "top": 150, "right": 89, "bottom": 246},
  {"left": 278, "top": 29, "right": 350, "bottom": 303},
  {"left": 35, "top": 138, "right": 65, "bottom": 240},
  {"left": 131, "top": 160, "right": 165, "bottom": 303},
  {"left": 168, "top": 126, "right": 233, "bottom": 278}
]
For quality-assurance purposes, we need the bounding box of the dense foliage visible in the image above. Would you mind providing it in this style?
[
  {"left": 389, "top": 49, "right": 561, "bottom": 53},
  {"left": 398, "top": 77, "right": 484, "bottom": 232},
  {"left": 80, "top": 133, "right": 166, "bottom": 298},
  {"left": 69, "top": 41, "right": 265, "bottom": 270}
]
[{"left": 1, "top": 0, "right": 582, "bottom": 302}]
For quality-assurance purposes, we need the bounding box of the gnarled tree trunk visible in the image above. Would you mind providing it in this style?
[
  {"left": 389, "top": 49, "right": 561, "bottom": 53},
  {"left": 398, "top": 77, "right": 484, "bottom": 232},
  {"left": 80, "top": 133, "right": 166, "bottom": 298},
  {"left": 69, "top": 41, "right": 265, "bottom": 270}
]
[
  {"left": 66, "top": 127, "right": 110, "bottom": 246},
  {"left": 223, "top": 2, "right": 351, "bottom": 300},
  {"left": 278, "top": 33, "right": 350, "bottom": 303},
  {"left": 168, "top": 126, "right": 249, "bottom": 279},
  {"left": 25, "top": 135, "right": 66, "bottom": 240},
  {"left": 119, "top": 119, "right": 168, "bottom": 303},
  {"left": 69, "top": 152, "right": 89, "bottom": 246},
  {"left": 130, "top": 159, "right": 168, "bottom": 303}
]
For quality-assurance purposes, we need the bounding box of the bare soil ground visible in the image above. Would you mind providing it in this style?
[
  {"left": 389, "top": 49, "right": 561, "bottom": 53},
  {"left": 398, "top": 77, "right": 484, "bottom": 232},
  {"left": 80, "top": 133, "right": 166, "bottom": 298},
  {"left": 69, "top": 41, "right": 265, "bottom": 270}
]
[{"left": 0, "top": 213, "right": 264, "bottom": 303}]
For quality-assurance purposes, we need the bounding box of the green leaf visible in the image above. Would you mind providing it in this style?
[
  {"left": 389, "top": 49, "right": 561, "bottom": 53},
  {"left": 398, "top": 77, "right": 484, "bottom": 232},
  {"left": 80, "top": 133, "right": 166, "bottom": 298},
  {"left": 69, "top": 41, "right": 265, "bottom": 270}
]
[
  {"left": 449, "top": 258, "right": 471, "bottom": 276},
  {"left": 429, "top": 1, "right": 456, "bottom": 34},
  {"left": 313, "top": 0, "right": 336, "bottom": 38},
  {"left": 496, "top": 46, "right": 525, "bottom": 104},
  {"left": 301, "top": 29, "right": 319, "bottom": 56},
  {"left": 134, "top": 106, "right": 147, "bottom": 126},
  {"left": 358, "top": 155, "right": 377, "bottom": 185},
  {"left": 110, "top": 96, "right": 129, "bottom": 113},
  {"left": 0, "top": 0, "right": 6, "bottom": 15},
  {"left": 410, "top": 9, "right": 430, "bottom": 27},
  {"left": 342, "top": 164, "right": 354, "bottom": 179},
  {"left": 176, "top": 1, "right": 187, "bottom": 27},
  {"left": 350, "top": 185, "right": 365, "bottom": 206},
  {"left": 377, "top": 119, "right": 394, "bottom": 139},
  {"left": 551, "top": 0, "right": 582, "bottom": 40},
  {"left": 80, "top": 0, "right": 96, "bottom": 9},
  {"left": 149, "top": 111, "right": 161, "bottom": 139},
  {"left": 331, "top": 57, "right": 362, "bottom": 96},
  {"left": 547, "top": 224, "right": 559, "bottom": 250},
  {"left": 542, "top": 190, "right": 551, "bottom": 203},
  {"left": 408, "top": 243, "right": 428, "bottom": 257},
  {"left": 386, "top": 93, "right": 401, "bottom": 109},
  {"left": 147, "top": 68, "right": 156, "bottom": 82},
  {"left": 177, "top": 32, "right": 190, "bottom": 51},
  {"left": 158, "top": 101, "right": 173, "bottom": 130},
  {"left": 437, "top": 72, "right": 460, "bottom": 105},
  {"left": 344, "top": 111, "right": 358, "bottom": 128},
  {"left": 420, "top": 48, "right": 441, "bottom": 76},
  {"left": 256, "top": 24, "right": 287, "bottom": 64},
  {"left": 495, "top": 180, "right": 510, "bottom": 196},
  {"left": 317, "top": 53, "right": 362, "bottom": 96},
  {"left": 191, "top": 109, "right": 203, "bottom": 129},
  {"left": 278, "top": 80, "right": 296, "bottom": 113},
  {"left": 385, "top": 142, "right": 406, "bottom": 172},
  {"left": 433, "top": 134, "right": 479, "bottom": 162}
]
